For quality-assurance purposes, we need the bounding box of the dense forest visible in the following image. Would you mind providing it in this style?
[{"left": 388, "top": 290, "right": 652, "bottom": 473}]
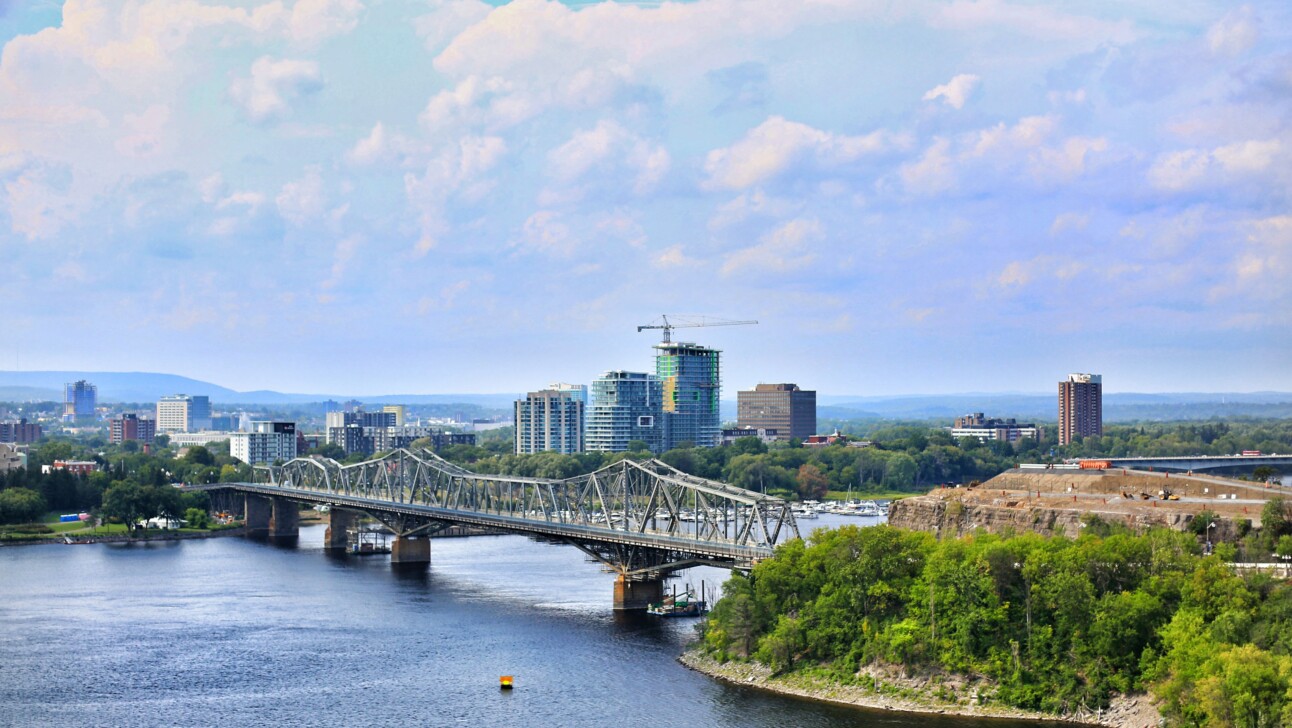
[{"left": 703, "top": 524, "right": 1292, "bottom": 725}]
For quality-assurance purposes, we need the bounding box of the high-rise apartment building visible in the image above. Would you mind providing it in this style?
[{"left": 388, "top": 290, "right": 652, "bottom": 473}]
[
  {"left": 0, "top": 418, "right": 42, "bottom": 443},
  {"left": 654, "top": 342, "right": 721, "bottom": 448},
  {"left": 736, "top": 383, "right": 816, "bottom": 441},
  {"left": 63, "top": 380, "right": 97, "bottom": 421},
  {"left": 230, "top": 421, "right": 297, "bottom": 465},
  {"left": 109, "top": 413, "right": 156, "bottom": 444},
  {"left": 515, "top": 389, "right": 585, "bottom": 454},
  {"left": 586, "top": 371, "right": 665, "bottom": 453},
  {"left": 156, "top": 395, "right": 212, "bottom": 433},
  {"left": 1058, "top": 373, "right": 1102, "bottom": 446}
]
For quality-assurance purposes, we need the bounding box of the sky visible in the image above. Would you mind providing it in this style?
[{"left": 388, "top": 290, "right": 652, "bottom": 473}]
[{"left": 1, "top": 0, "right": 1290, "bottom": 397}]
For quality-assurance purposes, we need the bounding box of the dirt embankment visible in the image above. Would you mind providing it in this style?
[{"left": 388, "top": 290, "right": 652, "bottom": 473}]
[
  {"left": 889, "top": 469, "right": 1273, "bottom": 540},
  {"left": 678, "top": 649, "right": 1161, "bottom": 727}
]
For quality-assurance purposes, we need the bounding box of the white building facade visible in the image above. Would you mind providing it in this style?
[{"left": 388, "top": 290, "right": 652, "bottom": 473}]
[{"left": 230, "top": 421, "right": 297, "bottom": 465}]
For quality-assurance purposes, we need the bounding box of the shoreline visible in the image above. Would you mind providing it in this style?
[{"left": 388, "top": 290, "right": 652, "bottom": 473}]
[
  {"left": 677, "top": 649, "right": 1162, "bottom": 728},
  {"left": 0, "top": 527, "right": 247, "bottom": 547}
]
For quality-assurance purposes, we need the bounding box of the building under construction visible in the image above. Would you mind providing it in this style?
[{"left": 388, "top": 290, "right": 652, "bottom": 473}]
[{"left": 654, "top": 341, "right": 722, "bottom": 449}]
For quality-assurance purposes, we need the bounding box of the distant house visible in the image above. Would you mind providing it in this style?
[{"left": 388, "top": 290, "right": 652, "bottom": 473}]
[
  {"left": 42, "top": 460, "right": 99, "bottom": 475},
  {"left": 802, "top": 430, "right": 848, "bottom": 448}
]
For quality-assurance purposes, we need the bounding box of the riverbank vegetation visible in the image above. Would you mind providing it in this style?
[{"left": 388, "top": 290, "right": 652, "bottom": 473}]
[
  {"left": 701, "top": 524, "right": 1292, "bottom": 725},
  {"left": 0, "top": 440, "right": 250, "bottom": 528}
]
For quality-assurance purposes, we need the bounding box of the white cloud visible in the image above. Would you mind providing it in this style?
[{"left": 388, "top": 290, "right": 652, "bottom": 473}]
[
  {"left": 216, "top": 191, "right": 267, "bottom": 212},
  {"left": 1031, "top": 136, "right": 1108, "bottom": 181},
  {"left": 899, "top": 138, "right": 955, "bottom": 195},
  {"left": 1207, "top": 5, "right": 1258, "bottom": 57},
  {"left": 289, "top": 0, "right": 364, "bottom": 45},
  {"left": 403, "top": 136, "right": 508, "bottom": 254},
  {"left": 708, "top": 190, "right": 801, "bottom": 230},
  {"left": 228, "top": 56, "right": 323, "bottom": 123},
  {"left": 1049, "top": 212, "right": 1090, "bottom": 236},
  {"left": 347, "top": 122, "right": 387, "bottom": 165},
  {"left": 4, "top": 168, "right": 70, "bottom": 240},
  {"left": 922, "top": 73, "right": 980, "bottom": 109},
  {"left": 964, "top": 115, "right": 1057, "bottom": 158},
  {"left": 1147, "top": 139, "right": 1283, "bottom": 192},
  {"left": 520, "top": 210, "right": 573, "bottom": 256},
  {"left": 721, "top": 217, "right": 822, "bottom": 276},
  {"left": 547, "top": 120, "right": 670, "bottom": 197},
  {"left": 704, "top": 116, "right": 898, "bottom": 190},
  {"left": 653, "top": 244, "right": 696, "bottom": 269},
  {"left": 322, "top": 233, "right": 364, "bottom": 290},
  {"left": 276, "top": 166, "right": 327, "bottom": 226}
]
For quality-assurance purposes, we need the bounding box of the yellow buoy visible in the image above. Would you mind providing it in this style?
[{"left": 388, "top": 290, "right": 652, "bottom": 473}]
[{"left": 500, "top": 675, "right": 514, "bottom": 689}]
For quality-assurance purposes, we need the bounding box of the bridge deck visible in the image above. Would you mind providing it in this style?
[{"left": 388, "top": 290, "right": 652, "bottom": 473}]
[{"left": 199, "top": 481, "right": 775, "bottom": 564}]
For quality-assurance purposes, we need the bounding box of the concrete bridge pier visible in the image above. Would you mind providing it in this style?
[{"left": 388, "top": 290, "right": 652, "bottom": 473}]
[
  {"left": 613, "top": 575, "right": 664, "bottom": 611},
  {"left": 323, "top": 509, "right": 357, "bottom": 551},
  {"left": 269, "top": 497, "right": 299, "bottom": 540},
  {"left": 244, "top": 494, "right": 272, "bottom": 537},
  {"left": 390, "top": 535, "right": 430, "bottom": 566}
]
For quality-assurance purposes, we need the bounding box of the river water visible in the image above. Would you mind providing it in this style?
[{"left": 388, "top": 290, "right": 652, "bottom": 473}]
[{"left": 0, "top": 516, "right": 1065, "bottom": 727}]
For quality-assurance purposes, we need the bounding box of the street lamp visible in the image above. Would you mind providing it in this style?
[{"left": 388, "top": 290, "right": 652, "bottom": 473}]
[{"left": 1207, "top": 520, "right": 1217, "bottom": 554}]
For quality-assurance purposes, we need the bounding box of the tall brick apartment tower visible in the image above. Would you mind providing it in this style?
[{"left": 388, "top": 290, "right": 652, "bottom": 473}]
[{"left": 1058, "top": 373, "right": 1102, "bottom": 445}]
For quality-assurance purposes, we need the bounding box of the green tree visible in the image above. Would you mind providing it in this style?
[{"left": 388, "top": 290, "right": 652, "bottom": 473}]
[
  {"left": 0, "top": 488, "right": 47, "bottom": 524},
  {"left": 184, "top": 507, "right": 210, "bottom": 529},
  {"left": 101, "top": 481, "right": 156, "bottom": 534}
]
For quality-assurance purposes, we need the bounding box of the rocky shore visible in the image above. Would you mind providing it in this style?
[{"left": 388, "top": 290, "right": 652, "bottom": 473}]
[{"left": 678, "top": 649, "right": 1163, "bottom": 727}]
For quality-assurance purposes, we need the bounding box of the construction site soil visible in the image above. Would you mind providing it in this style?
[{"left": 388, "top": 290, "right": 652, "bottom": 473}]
[{"left": 888, "top": 468, "right": 1280, "bottom": 540}]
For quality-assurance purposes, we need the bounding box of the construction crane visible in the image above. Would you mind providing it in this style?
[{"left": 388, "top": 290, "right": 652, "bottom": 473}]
[{"left": 637, "top": 315, "right": 758, "bottom": 344}]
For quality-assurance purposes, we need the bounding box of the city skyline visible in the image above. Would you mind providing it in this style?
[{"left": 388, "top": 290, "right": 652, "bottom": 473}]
[{"left": 2, "top": 1, "right": 1290, "bottom": 396}]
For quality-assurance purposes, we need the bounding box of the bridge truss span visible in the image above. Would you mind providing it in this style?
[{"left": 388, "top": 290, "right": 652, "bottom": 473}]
[{"left": 244, "top": 448, "right": 799, "bottom": 577}]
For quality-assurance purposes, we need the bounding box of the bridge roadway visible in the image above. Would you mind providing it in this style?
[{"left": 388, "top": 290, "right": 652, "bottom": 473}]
[
  {"left": 1084, "top": 454, "right": 1292, "bottom": 473},
  {"left": 203, "top": 480, "right": 776, "bottom": 566},
  {"left": 189, "top": 449, "right": 799, "bottom": 610}
]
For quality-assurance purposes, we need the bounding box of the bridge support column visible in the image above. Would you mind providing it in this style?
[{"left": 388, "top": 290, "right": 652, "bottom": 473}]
[
  {"left": 391, "top": 535, "right": 430, "bottom": 566},
  {"left": 269, "top": 497, "right": 299, "bottom": 540},
  {"left": 324, "top": 509, "right": 357, "bottom": 551},
  {"left": 245, "top": 494, "right": 272, "bottom": 537},
  {"left": 613, "top": 575, "right": 663, "bottom": 611}
]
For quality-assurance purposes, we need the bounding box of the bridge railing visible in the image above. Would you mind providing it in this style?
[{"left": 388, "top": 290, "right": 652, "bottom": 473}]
[{"left": 254, "top": 449, "right": 799, "bottom": 551}]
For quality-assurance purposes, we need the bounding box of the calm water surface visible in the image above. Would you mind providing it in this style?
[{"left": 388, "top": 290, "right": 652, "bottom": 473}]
[{"left": 1, "top": 517, "right": 1066, "bottom": 727}]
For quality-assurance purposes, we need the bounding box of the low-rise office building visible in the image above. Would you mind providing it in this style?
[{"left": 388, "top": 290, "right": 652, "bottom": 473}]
[{"left": 950, "top": 413, "right": 1039, "bottom": 443}]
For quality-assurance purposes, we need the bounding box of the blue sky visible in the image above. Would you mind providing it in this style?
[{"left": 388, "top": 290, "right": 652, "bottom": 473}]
[{"left": 1, "top": 0, "right": 1290, "bottom": 396}]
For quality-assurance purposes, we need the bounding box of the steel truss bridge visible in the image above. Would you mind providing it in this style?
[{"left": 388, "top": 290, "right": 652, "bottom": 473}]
[{"left": 195, "top": 448, "right": 798, "bottom": 587}]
